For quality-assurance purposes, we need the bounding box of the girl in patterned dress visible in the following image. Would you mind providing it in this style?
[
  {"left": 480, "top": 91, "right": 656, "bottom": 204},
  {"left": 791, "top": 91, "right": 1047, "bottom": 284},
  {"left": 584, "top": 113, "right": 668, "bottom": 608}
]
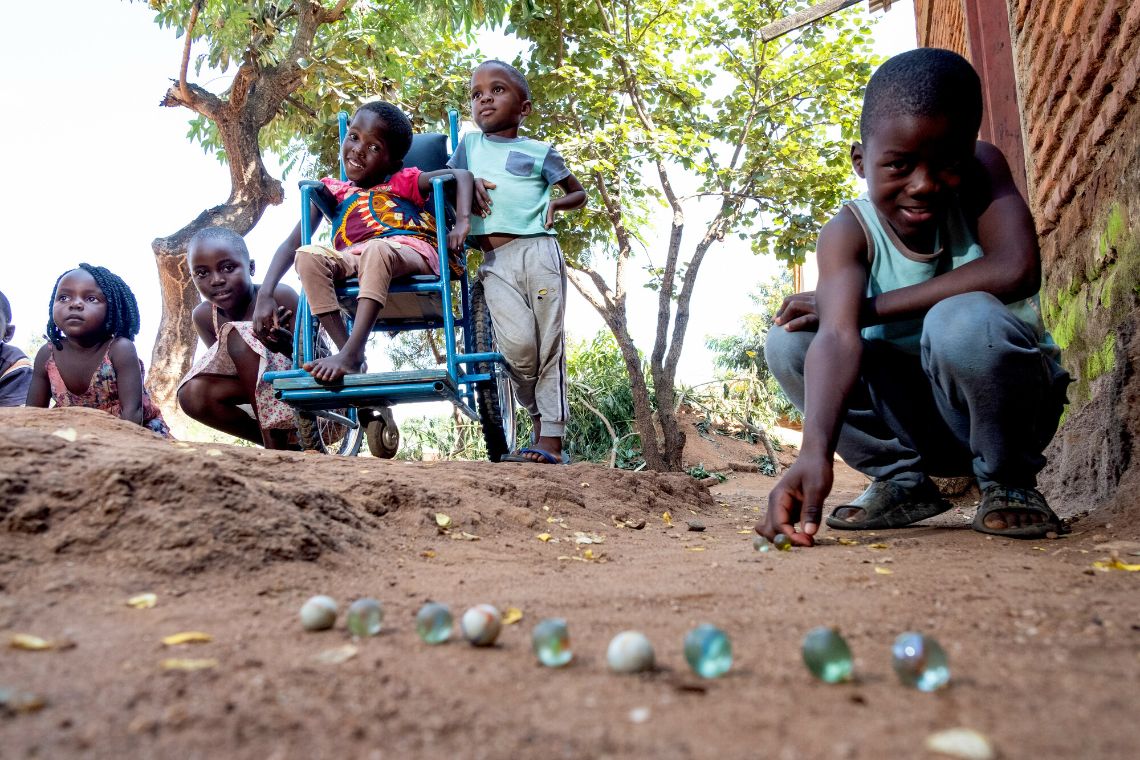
[
  {"left": 26, "top": 264, "right": 171, "bottom": 436},
  {"left": 177, "top": 228, "right": 300, "bottom": 449}
]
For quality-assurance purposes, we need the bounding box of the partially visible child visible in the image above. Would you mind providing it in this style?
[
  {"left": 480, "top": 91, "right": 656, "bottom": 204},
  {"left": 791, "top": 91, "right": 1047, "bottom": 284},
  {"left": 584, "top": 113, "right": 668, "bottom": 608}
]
[
  {"left": 448, "top": 60, "right": 587, "bottom": 464},
  {"left": 26, "top": 264, "right": 171, "bottom": 436},
  {"left": 0, "top": 289, "right": 32, "bottom": 406},
  {"left": 758, "top": 49, "right": 1069, "bottom": 547},
  {"left": 253, "top": 101, "right": 474, "bottom": 383},
  {"left": 177, "top": 228, "right": 299, "bottom": 449}
]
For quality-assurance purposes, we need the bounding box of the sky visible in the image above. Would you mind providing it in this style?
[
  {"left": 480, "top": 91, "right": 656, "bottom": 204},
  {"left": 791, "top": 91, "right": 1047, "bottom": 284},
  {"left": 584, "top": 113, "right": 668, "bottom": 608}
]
[{"left": 0, "top": 1, "right": 916, "bottom": 421}]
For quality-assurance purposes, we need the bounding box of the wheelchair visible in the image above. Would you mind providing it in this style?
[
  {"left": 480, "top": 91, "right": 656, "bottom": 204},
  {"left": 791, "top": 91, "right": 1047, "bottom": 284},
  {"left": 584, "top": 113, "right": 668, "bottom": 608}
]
[{"left": 263, "top": 111, "right": 517, "bottom": 461}]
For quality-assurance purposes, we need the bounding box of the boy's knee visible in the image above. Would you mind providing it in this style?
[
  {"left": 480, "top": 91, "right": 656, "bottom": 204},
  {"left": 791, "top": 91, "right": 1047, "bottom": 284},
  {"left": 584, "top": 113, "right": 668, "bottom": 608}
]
[
  {"left": 176, "top": 381, "right": 205, "bottom": 418},
  {"left": 764, "top": 326, "right": 812, "bottom": 382},
  {"left": 922, "top": 292, "right": 1032, "bottom": 370},
  {"left": 294, "top": 249, "right": 330, "bottom": 282}
]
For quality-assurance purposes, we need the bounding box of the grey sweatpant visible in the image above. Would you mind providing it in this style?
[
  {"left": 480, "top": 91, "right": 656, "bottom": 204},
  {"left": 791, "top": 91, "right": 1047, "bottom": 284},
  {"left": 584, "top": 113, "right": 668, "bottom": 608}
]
[
  {"left": 479, "top": 236, "right": 569, "bottom": 437},
  {"left": 765, "top": 292, "right": 1071, "bottom": 490}
]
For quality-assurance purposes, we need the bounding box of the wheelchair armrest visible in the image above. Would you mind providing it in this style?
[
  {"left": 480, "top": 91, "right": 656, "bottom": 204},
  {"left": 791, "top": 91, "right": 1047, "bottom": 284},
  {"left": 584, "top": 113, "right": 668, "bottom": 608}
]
[{"left": 299, "top": 180, "right": 339, "bottom": 222}]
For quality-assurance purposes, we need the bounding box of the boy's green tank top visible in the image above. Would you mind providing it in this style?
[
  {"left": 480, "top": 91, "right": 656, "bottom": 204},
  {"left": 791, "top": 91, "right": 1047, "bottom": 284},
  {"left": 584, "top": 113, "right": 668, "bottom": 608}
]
[{"left": 846, "top": 195, "right": 1058, "bottom": 358}]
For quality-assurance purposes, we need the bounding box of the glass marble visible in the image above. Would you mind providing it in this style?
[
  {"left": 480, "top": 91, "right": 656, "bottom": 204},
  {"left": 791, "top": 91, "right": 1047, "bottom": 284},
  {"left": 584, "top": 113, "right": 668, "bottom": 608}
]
[
  {"left": 752, "top": 534, "right": 771, "bottom": 553},
  {"left": 460, "top": 604, "right": 502, "bottom": 646},
  {"left": 346, "top": 598, "right": 383, "bottom": 637},
  {"left": 300, "top": 595, "right": 338, "bottom": 631},
  {"left": 532, "top": 618, "right": 573, "bottom": 667},
  {"left": 773, "top": 533, "right": 792, "bottom": 551},
  {"left": 606, "top": 631, "right": 655, "bottom": 673},
  {"left": 683, "top": 624, "right": 733, "bottom": 678},
  {"left": 415, "top": 602, "right": 453, "bottom": 644},
  {"left": 891, "top": 632, "right": 950, "bottom": 691},
  {"left": 801, "top": 627, "right": 854, "bottom": 683}
]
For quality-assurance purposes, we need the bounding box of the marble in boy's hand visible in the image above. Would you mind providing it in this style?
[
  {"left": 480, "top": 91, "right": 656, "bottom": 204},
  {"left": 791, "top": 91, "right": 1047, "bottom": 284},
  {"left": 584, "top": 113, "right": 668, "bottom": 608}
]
[{"left": 473, "top": 178, "right": 496, "bottom": 217}]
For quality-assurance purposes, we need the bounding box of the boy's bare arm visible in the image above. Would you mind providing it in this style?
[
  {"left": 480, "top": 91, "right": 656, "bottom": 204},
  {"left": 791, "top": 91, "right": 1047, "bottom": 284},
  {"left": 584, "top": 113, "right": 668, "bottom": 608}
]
[
  {"left": 420, "top": 169, "right": 473, "bottom": 251},
  {"left": 25, "top": 344, "right": 52, "bottom": 407},
  {"left": 254, "top": 202, "right": 322, "bottom": 337},
  {"left": 758, "top": 209, "right": 868, "bottom": 546},
  {"left": 546, "top": 174, "right": 587, "bottom": 228}
]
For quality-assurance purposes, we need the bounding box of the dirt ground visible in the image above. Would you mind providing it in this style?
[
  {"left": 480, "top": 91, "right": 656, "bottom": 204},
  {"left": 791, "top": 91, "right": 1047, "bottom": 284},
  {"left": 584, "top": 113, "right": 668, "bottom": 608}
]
[{"left": 2, "top": 407, "right": 1138, "bottom": 759}]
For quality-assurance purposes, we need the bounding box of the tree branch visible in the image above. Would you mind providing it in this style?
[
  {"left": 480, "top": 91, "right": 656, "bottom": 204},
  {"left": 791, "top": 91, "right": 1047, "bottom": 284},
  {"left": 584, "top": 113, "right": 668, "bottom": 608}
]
[{"left": 178, "top": 0, "right": 202, "bottom": 103}]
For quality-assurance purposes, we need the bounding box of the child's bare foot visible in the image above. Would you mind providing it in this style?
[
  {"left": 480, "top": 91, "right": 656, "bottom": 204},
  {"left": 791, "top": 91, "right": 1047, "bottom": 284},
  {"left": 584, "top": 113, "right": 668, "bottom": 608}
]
[{"left": 303, "top": 350, "right": 365, "bottom": 383}]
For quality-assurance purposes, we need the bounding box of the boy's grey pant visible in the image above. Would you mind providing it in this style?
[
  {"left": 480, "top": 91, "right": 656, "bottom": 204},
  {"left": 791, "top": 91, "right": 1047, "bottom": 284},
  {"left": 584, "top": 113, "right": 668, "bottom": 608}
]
[
  {"left": 765, "top": 292, "right": 1070, "bottom": 491},
  {"left": 478, "top": 236, "right": 569, "bottom": 437}
]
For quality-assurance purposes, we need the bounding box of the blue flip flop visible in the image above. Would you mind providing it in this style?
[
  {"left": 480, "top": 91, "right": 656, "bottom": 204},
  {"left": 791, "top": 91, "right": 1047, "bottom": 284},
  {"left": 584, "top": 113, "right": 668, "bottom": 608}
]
[{"left": 501, "top": 448, "right": 565, "bottom": 464}]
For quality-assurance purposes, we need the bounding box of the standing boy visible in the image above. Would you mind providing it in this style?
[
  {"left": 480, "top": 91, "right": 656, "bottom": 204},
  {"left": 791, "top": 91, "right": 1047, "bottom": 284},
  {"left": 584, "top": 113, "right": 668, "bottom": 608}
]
[
  {"left": 449, "top": 60, "right": 587, "bottom": 464},
  {"left": 0, "top": 290, "right": 33, "bottom": 406},
  {"left": 758, "top": 49, "right": 1070, "bottom": 546}
]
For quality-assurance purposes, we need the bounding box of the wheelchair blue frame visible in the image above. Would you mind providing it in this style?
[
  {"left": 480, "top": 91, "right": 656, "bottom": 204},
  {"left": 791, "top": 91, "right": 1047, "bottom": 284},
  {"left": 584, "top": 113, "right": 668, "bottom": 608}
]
[{"left": 264, "top": 109, "right": 507, "bottom": 430}]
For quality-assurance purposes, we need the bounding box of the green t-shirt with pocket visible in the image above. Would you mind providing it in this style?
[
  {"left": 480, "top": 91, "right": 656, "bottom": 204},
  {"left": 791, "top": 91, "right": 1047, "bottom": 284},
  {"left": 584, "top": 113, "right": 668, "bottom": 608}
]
[{"left": 447, "top": 133, "right": 570, "bottom": 236}]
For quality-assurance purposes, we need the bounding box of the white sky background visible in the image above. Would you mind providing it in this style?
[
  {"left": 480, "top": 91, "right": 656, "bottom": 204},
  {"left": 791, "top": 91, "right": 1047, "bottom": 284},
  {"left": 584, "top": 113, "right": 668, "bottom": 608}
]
[{"left": 0, "top": 1, "right": 915, "bottom": 426}]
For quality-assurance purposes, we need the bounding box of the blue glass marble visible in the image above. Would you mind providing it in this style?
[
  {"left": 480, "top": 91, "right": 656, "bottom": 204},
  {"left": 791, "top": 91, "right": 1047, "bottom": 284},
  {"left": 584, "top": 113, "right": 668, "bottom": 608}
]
[
  {"left": 415, "top": 602, "right": 453, "bottom": 644},
  {"left": 346, "top": 598, "right": 383, "bottom": 637},
  {"left": 891, "top": 632, "right": 950, "bottom": 691},
  {"left": 801, "top": 627, "right": 854, "bottom": 683},
  {"left": 752, "top": 534, "right": 771, "bottom": 552},
  {"left": 532, "top": 618, "right": 573, "bottom": 667},
  {"left": 683, "top": 624, "right": 733, "bottom": 678}
]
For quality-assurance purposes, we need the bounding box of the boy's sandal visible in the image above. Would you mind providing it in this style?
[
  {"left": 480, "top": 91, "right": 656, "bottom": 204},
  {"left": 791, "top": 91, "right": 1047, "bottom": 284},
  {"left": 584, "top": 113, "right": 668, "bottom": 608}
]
[
  {"left": 825, "top": 479, "right": 952, "bottom": 530},
  {"left": 501, "top": 448, "right": 566, "bottom": 465},
  {"left": 971, "top": 485, "right": 1064, "bottom": 539}
]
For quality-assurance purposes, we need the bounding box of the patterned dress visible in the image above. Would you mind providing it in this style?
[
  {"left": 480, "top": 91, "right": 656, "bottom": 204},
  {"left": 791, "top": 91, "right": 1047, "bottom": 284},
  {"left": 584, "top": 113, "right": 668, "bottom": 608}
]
[
  {"left": 178, "top": 306, "right": 296, "bottom": 431},
  {"left": 45, "top": 345, "right": 171, "bottom": 437}
]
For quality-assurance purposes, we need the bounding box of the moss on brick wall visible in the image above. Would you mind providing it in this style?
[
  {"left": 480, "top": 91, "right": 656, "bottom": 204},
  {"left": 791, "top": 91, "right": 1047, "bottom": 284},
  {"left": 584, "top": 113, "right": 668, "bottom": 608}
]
[{"left": 1042, "top": 201, "right": 1140, "bottom": 403}]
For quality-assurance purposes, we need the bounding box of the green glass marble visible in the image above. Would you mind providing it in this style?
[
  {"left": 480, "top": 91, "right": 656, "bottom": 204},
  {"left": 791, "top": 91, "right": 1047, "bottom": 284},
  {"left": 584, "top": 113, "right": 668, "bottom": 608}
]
[
  {"left": 532, "top": 618, "right": 573, "bottom": 667},
  {"left": 415, "top": 602, "right": 453, "bottom": 644},
  {"left": 891, "top": 632, "right": 950, "bottom": 691},
  {"left": 683, "top": 624, "right": 733, "bottom": 679},
  {"left": 346, "top": 598, "right": 383, "bottom": 637},
  {"left": 752, "top": 534, "right": 771, "bottom": 552},
  {"left": 773, "top": 533, "right": 792, "bottom": 551},
  {"left": 801, "top": 627, "right": 854, "bottom": 683}
]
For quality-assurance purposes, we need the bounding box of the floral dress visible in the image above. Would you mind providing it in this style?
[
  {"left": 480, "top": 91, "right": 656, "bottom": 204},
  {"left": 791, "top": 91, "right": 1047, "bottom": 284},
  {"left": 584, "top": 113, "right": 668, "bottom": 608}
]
[
  {"left": 46, "top": 345, "right": 171, "bottom": 437},
  {"left": 178, "top": 306, "right": 296, "bottom": 431}
]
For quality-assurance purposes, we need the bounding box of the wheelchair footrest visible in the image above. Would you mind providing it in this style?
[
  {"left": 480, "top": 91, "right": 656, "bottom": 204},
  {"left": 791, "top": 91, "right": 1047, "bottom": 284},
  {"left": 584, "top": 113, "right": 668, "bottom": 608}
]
[{"left": 267, "top": 367, "right": 455, "bottom": 392}]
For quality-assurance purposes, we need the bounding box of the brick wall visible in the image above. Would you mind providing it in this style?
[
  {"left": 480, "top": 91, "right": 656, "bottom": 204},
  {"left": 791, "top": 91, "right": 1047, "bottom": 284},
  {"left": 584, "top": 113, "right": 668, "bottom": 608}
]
[
  {"left": 1010, "top": 0, "right": 1140, "bottom": 507},
  {"left": 913, "top": 0, "right": 968, "bottom": 56}
]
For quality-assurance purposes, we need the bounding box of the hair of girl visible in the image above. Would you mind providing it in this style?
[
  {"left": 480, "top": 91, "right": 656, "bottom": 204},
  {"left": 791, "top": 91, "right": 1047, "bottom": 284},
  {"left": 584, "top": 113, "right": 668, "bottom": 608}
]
[{"left": 46, "top": 263, "right": 142, "bottom": 348}]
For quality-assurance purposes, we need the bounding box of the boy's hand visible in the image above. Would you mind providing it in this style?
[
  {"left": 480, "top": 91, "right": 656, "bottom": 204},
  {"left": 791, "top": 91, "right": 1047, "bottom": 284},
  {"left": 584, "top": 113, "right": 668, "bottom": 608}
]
[
  {"left": 755, "top": 454, "right": 834, "bottom": 547},
  {"left": 774, "top": 292, "right": 818, "bottom": 331},
  {"left": 448, "top": 217, "right": 471, "bottom": 253},
  {"left": 474, "top": 179, "right": 496, "bottom": 217},
  {"left": 544, "top": 205, "right": 557, "bottom": 229}
]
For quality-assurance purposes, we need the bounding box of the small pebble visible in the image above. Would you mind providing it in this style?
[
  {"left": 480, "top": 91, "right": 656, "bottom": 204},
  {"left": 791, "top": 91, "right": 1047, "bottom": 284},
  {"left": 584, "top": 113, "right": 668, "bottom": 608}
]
[
  {"left": 628, "top": 706, "right": 651, "bottom": 724},
  {"left": 460, "top": 604, "right": 501, "bottom": 646},
  {"left": 924, "top": 728, "right": 996, "bottom": 760},
  {"left": 300, "top": 595, "right": 337, "bottom": 631},
  {"left": 686, "top": 521, "right": 705, "bottom": 532}
]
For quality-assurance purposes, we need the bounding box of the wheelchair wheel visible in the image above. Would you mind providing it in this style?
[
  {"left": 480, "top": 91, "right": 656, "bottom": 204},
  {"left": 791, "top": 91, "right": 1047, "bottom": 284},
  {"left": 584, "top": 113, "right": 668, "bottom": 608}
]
[
  {"left": 295, "top": 322, "right": 364, "bottom": 456},
  {"left": 364, "top": 406, "right": 400, "bottom": 459},
  {"left": 470, "top": 281, "right": 517, "bottom": 462}
]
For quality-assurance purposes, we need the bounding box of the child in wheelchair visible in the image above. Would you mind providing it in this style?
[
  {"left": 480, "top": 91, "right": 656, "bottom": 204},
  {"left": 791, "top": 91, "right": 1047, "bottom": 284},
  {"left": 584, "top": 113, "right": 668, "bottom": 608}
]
[{"left": 254, "top": 101, "right": 475, "bottom": 383}]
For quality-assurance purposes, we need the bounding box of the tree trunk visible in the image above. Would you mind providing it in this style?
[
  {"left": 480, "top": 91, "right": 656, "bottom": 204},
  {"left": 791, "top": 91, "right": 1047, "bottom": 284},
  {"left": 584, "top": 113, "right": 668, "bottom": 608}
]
[{"left": 149, "top": 249, "right": 202, "bottom": 416}]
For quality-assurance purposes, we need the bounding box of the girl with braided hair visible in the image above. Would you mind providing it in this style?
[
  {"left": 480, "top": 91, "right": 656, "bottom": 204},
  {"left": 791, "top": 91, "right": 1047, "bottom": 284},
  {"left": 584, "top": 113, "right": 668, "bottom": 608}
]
[{"left": 26, "top": 264, "right": 170, "bottom": 436}]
